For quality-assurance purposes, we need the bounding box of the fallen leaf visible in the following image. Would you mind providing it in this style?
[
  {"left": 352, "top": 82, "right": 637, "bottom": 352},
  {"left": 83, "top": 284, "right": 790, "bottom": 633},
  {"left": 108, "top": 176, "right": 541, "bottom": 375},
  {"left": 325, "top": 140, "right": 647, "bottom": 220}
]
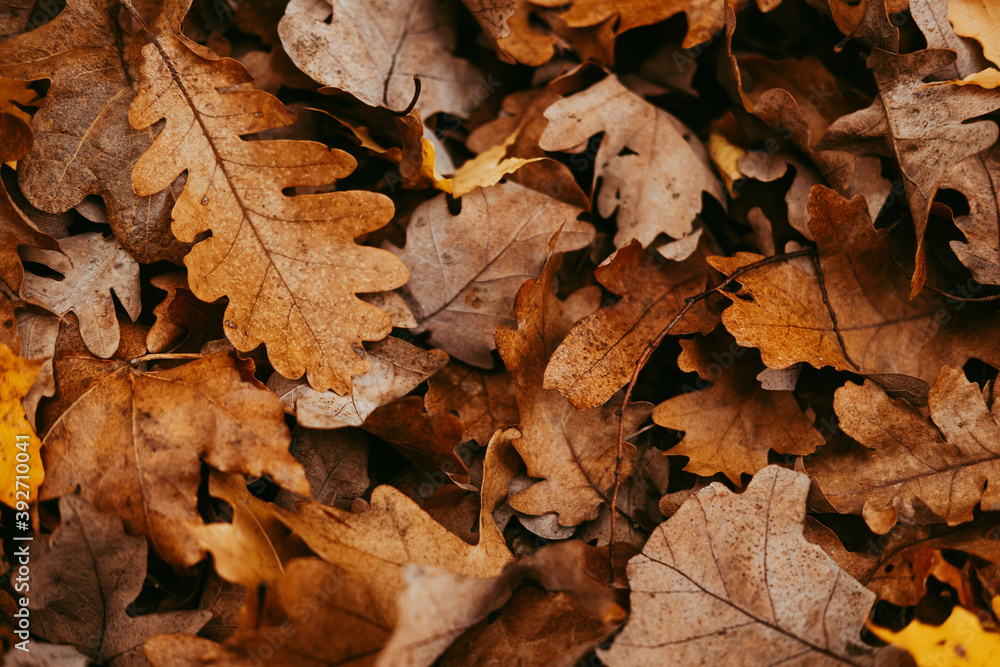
[
  {"left": 424, "top": 361, "right": 520, "bottom": 445},
  {"left": 496, "top": 247, "right": 653, "bottom": 526},
  {"left": 40, "top": 350, "right": 309, "bottom": 566},
  {"left": 538, "top": 75, "right": 724, "bottom": 249},
  {"left": 0, "top": 344, "right": 43, "bottom": 507},
  {"left": 267, "top": 337, "right": 448, "bottom": 429},
  {"left": 146, "top": 272, "right": 226, "bottom": 354},
  {"left": 129, "top": 9, "right": 409, "bottom": 394},
  {"left": 950, "top": 0, "right": 1000, "bottom": 69},
  {"left": 710, "top": 186, "right": 1000, "bottom": 382},
  {"left": 0, "top": 0, "right": 187, "bottom": 264},
  {"left": 273, "top": 427, "right": 370, "bottom": 510},
  {"left": 535, "top": 0, "right": 729, "bottom": 47},
  {"left": 461, "top": 0, "right": 517, "bottom": 40},
  {"left": 543, "top": 239, "right": 717, "bottom": 410},
  {"left": 387, "top": 181, "right": 593, "bottom": 367},
  {"left": 599, "top": 465, "right": 896, "bottom": 666},
  {"left": 278, "top": 0, "right": 481, "bottom": 118},
  {"left": 808, "top": 367, "right": 1000, "bottom": 534},
  {"left": 871, "top": 604, "right": 1000, "bottom": 666},
  {"left": 818, "top": 48, "right": 1000, "bottom": 296},
  {"left": 31, "top": 495, "right": 209, "bottom": 666},
  {"left": 911, "top": 0, "right": 991, "bottom": 81},
  {"left": 653, "top": 332, "right": 823, "bottom": 483},
  {"left": 21, "top": 233, "right": 140, "bottom": 359}
]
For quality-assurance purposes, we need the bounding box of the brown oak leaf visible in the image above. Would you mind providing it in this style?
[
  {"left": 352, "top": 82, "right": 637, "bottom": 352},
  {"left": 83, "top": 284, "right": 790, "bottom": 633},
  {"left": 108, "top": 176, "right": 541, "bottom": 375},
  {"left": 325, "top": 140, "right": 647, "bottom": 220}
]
[
  {"left": 40, "top": 350, "right": 309, "bottom": 566},
  {"left": 538, "top": 75, "right": 724, "bottom": 249},
  {"left": 653, "top": 332, "right": 823, "bottom": 483},
  {"left": 273, "top": 427, "right": 370, "bottom": 510},
  {"left": 950, "top": 0, "right": 1000, "bottom": 68},
  {"left": 710, "top": 186, "right": 1000, "bottom": 383},
  {"left": 543, "top": 238, "right": 717, "bottom": 411},
  {"left": 496, "top": 248, "right": 652, "bottom": 527},
  {"left": 129, "top": 7, "right": 409, "bottom": 394},
  {"left": 0, "top": 0, "right": 188, "bottom": 264},
  {"left": 387, "top": 181, "right": 593, "bottom": 367},
  {"left": 808, "top": 367, "right": 1000, "bottom": 534},
  {"left": 146, "top": 272, "right": 226, "bottom": 354},
  {"left": 31, "top": 495, "right": 209, "bottom": 666},
  {"left": 599, "top": 465, "right": 898, "bottom": 666},
  {"left": 21, "top": 233, "right": 141, "bottom": 359},
  {"left": 425, "top": 361, "right": 520, "bottom": 445},
  {"left": 818, "top": 48, "right": 1000, "bottom": 296},
  {"left": 278, "top": 0, "right": 481, "bottom": 118}
]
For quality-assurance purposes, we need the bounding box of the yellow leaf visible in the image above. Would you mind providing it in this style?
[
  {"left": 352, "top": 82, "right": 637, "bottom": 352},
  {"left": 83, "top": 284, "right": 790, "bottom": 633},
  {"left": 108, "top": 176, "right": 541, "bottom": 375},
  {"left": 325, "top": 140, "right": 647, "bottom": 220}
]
[
  {"left": 0, "top": 344, "right": 44, "bottom": 507},
  {"left": 950, "top": 0, "right": 1000, "bottom": 69},
  {"left": 870, "top": 606, "right": 1000, "bottom": 667}
]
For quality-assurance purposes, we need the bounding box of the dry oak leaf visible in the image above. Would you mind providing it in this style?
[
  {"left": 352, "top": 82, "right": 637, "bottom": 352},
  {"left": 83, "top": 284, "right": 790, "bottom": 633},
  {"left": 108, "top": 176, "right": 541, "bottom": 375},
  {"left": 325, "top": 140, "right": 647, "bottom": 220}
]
[
  {"left": 950, "top": 0, "right": 1000, "bottom": 69},
  {"left": 871, "top": 605, "right": 1000, "bottom": 667},
  {"left": 146, "top": 272, "right": 226, "bottom": 354},
  {"left": 599, "top": 465, "right": 897, "bottom": 666},
  {"left": 278, "top": 0, "right": 481, "bottom": 118},
  {"left": 31, "top": 495, "right": 209, "bottom": 667},
  {"left": 387, "top": 180, "right": 593, "bottom": 367},
  {"left": 496, "top": 249, "right": 652, "bottom": 527},
  {"left": 494, "top": 1, "right": 616, "bottom": 67},
  {"left": 710, "top": 186, "right": 1000, "bottom": 383},
  {"left": 425, "top": 360, "right": 519, "bottom": 445},
  {"left": 0, "top": 166, "right": 60, "bottom": 297},
  {"left": 129, "top": 7, "right": 408, "bottom": 395},
  {"left": 267, "top": 336, "right": 447, "bottom": 429},
  {"left": 362, "top": 395, "right": 469, "bottom": 482},
  {"left": 22, "top": 233, "right": 140, "bottom": 359},
  {"left": 40, "top": 350, "right": 309, "bottom": 567},
  {"left": 270, "top": 429, "right": 519, "bottom": 627},
  {"left": 808, "top": 367, "right": 1000, "bottom": 535},
  {"left": 941, "top": 144, "right": 1000, "bottom": 286},
  {"left": 146, "top": 557, "right": 390, "bottom": 667},
  {"left": 538, "top": 75, "right": 724, "bottom": 249},
  {"left": 653, "top": 333, "right": 823, "bottom": 484},
  {"left": 0, "top": 344, "right": 43, "bottom": 507},
  {"left": 817, "top": 48, "right": 1000, "bottom": 297},
  {"left": 0, "top": 0, "right": 188, "bottom": 264},
  {"left": 543, "top": 238, "right": 718, "bottom": 411},
  {"left": 533, "top": 0, "right": 728, "bottom": 47},
  {"left": 910, "top": 0, "right": 991, "bottom": 81}
]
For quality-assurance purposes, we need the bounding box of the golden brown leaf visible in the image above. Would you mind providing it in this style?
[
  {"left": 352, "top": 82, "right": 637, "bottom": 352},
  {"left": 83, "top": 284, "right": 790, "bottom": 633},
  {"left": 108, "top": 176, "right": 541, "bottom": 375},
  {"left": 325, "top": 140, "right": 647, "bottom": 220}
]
[
  {"left": 40, "top": 351, "right": 309, "bottom": 566},
  {"left": 543, "top": 239, "right": 717, "bottom": 410},
  {"left": 600, "top": 465, "right": 897, "bottom": 666},
  {"left": 653, "top": 333, "right": 823, "bottom": 483},
  {"left": 710, "top": 186, "right": 1000, "bottom": 382},
  {"left": 808, "top": 367, "right": 1000, "bottom": 534},
  {"left": 387, "top": 181, "right": 593, "bottom": 367},
  {"left": 146, "top": 272, "right": 226, "bottom": 354},
  {"left": 273, "top": 427, "right": 370, "bottom": 510},
  {"left": 950, "top": 0, "right": 1000, "bottom": 68},
  {"left": 535, "top": 0, "right": 728, "bottom": 47},
  {"left": 129, "top": 8, "right": 408, "bottom": 394}
]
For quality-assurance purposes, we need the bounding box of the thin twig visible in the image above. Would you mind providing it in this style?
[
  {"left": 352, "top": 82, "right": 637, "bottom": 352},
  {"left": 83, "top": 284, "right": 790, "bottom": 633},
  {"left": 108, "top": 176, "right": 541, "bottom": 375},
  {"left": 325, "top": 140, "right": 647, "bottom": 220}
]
[
  {"left": 890, "top": 254, "right": 1000, "bottom": 302},
  {"left": 130, "top": 353, "right": 205, "bottom": 364},
  {"left": 608, "top": 248, "right": 815, "bottom": 580},
  {"left": 389, "top": 75, "right": 422, "bottom": 116},
  {"left": 811, "top": 253, "right": 860, "bottom": 370}
]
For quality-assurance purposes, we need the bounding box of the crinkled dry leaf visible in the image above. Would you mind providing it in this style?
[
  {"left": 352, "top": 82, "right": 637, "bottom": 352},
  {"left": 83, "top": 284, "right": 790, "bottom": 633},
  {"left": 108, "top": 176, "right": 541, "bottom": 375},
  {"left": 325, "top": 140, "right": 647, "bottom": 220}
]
[
  {"left": 710, "top": 186, "right": 1000, "bottom": 382},
  {"left": 808, "top": 367, "right": 1000, "bottom": 534},
  {"left": 32, "top": 495, "right": 209, "bottom": 666},
  {"left": 129, "top": 8, "right": 408, "bottom": 394},
  {"left": 146, "top": 272, "right": 226, "bottom": 354},
  {"left": 278, "top": 0, "right": 480, "bottom": 118},
  {"left": 268, "top": 336, "right": 447, "bottom": 429},
  {"left": 818, "top": 48, "right": 1000, "bottom": 296},
  {"left": 0, "top": 0, "right": 187, "bottom": 264},
  {"left": 496, "top": 249, "right": 652, "bottom": 526},
  {"left": 387, "top": 181, "right": 593, "bottom": 367},
  {"left": 543, "top": 239, "right": 717, "bottom": 410},
  {"left": 273, "top": 427, "right": 370, "bottom": 510},
  {"left": 461, "top": 0, "right": 517, "bottom": 40},
  {"left": 538, "top": 75, "right": 723, "bottom": 249},
  {"left": 653, "top": 333, "right": 823, "bottom": 483},
  {"left": 21, "top": 233, "right": 140, "bottom": 359},
  {"left": 40, "top": 350, "right": 309, "bottom": 566},
  {"left": 600, "top": 465, "right": 896, "bottom": 666}
]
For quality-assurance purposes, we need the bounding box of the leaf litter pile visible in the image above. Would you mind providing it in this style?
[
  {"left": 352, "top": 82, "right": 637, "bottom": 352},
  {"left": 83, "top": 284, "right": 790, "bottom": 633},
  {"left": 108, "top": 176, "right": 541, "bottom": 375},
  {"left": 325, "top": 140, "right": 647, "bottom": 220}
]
[{"left": 9, "top": 0, "right": 1000, "bottom": 664}]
